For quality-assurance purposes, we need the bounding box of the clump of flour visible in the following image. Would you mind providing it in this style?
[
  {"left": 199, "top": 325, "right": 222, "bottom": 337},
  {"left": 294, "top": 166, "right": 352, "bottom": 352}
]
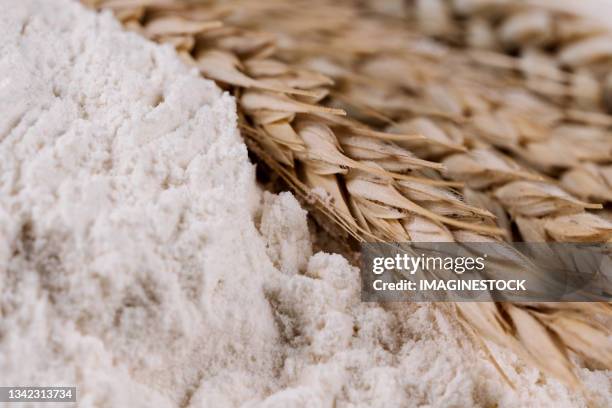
[
  {"left": 259, "top": 192, "right": 312, "bottom": 275},
  {"left": 0, "top": 1, "right": 609, "bottom": 407}
]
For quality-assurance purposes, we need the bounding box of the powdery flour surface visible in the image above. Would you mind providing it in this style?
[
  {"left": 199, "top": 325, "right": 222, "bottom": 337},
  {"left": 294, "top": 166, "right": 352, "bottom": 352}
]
[{"left": 0, "top": 0, "right": 609, "bottom": 407}]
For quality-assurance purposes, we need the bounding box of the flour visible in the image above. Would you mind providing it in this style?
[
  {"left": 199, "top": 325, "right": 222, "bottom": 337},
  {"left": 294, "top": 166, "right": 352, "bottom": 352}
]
[
  {"left": 259, "top": 192, "right": 312, "bottom": 276},
  {"left": 0, "top": 0, "right": 609, "bottom": 407},
  {"left": 1, "top": 1, "right": 278, "bottom": 405}
]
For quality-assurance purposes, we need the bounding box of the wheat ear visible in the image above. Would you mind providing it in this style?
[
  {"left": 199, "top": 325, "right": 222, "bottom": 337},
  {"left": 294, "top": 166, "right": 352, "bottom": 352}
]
[{"left": 89, "top": 0, "right": 612, "bottom": 389}]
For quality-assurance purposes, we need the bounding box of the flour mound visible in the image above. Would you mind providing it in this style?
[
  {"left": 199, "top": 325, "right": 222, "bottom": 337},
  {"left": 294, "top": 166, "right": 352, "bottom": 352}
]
[
  {"left": 0, "top": 1, "right": 609, "bottom": 407},
  {"left": 0, "top": 0, "right": 276, "bottom": 405}
]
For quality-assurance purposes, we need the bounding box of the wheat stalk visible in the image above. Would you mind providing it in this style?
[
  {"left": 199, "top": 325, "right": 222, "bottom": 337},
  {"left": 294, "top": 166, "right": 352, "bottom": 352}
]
[{"left": 88, "top": 0, "right": 612, "bottom": 390}]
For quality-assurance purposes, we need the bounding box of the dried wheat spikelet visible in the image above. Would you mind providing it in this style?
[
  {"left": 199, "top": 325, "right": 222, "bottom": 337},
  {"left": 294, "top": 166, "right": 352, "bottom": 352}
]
[
  {"left": 87, "top": 0, "right": 612, "bottom": 390},
  {"left": 222, "top": 0, "right": 612, "bottom": 241},
  {"left": 365, "top": 1, "right": 612, "bottom": 203}
]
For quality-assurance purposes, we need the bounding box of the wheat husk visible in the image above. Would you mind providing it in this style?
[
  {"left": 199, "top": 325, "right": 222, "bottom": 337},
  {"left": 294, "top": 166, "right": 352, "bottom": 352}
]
[
  {"left": 88, "top": 0, "right": 612, "bottom": 391},
  {"left": 218, "top": 0, "right": 612, "bottom": 238}
]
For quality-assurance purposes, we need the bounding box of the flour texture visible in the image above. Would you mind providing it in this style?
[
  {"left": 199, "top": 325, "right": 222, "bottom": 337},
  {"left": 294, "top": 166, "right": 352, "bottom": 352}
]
[{"left": 0, "top": 1, "right": 609, "bottom": 407}]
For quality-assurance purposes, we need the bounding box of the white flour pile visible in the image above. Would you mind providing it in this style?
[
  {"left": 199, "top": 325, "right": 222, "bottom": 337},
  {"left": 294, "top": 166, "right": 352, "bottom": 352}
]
[{"left": 0, "top": 0, "right": 610, "bottom": 407}]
